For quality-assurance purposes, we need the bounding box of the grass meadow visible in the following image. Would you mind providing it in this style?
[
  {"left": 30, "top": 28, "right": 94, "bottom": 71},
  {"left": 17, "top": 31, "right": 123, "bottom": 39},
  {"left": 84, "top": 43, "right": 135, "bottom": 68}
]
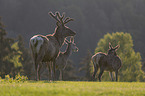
[{"left": 0, "top": 81, "right": 145, "bottom": 96}]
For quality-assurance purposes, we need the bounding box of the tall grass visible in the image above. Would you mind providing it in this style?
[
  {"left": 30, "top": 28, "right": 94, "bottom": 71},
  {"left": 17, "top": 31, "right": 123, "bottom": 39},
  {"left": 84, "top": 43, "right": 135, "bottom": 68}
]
[{"left": 0, "top": 81, "right": 145, "bottom": 96}]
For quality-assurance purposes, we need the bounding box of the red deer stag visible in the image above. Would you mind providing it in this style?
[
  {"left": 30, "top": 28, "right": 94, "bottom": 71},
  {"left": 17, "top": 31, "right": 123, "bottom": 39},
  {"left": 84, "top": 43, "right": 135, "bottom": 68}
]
[
  {"left": 92, "top": 43, "right": 122, "bottom": 82},
  {"left": 29, "top": 12, "right": 76, "bottom": 81}
]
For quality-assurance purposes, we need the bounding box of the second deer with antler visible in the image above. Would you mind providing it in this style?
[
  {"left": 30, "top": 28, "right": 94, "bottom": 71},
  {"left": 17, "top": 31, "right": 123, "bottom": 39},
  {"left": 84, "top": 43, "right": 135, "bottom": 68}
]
[
  {"left": 29, "top": 12, "right": 76, "bottom": 81},
  {"left": 92, "top": 43, "right": 122, "bottom": 81}
]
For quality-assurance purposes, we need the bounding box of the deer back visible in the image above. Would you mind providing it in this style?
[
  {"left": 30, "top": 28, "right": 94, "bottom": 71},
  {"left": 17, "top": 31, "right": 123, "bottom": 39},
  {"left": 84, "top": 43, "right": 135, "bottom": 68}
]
[
  {"left": 42, "top": 36, "right": 61, "bottom": 62},
  {"left": 92, "top": 52, "right": 106, "bottom": 66}
]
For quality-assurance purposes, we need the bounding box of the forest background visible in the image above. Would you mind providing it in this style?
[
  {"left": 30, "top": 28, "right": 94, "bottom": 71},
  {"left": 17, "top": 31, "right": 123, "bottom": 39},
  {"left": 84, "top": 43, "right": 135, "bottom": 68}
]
[{"left": 0, "top": 0, "right": 145, "bottom": 81}]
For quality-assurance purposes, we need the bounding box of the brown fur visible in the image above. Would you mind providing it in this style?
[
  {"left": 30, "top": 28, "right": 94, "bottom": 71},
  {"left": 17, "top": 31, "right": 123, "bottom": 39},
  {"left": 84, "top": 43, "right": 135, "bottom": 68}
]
[
  {"left": 92, "top": 43, "right": 122, "bottom": 82},
  {"left": 30, "top": 12, "right": 76, "bottom": 80},
  {"left": 55, "top": 37, "right": 78, "bottom": 80}
]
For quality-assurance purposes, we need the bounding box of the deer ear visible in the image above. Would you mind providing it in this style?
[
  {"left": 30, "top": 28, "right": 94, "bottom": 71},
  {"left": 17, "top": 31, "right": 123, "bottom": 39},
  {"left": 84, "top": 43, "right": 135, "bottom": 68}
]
[
  {"left": 65, "top": 39, "right": 69, "bottom": 44},
  {"left": 70, "top": 36, "right": 74, "bottom": 43},
  {"left": 109, "top": 42, "right": 113, "bottom": 49},
  {"left": 114, "top": 45, "right": 120, "bottom": 50}
]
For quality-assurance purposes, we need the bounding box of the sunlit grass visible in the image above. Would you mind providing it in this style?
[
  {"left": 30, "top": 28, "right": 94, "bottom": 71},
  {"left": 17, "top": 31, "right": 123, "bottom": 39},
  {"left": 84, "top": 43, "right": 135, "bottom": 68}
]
[{"left": 0, "top": 81, "right": 145, "bottom": 96}]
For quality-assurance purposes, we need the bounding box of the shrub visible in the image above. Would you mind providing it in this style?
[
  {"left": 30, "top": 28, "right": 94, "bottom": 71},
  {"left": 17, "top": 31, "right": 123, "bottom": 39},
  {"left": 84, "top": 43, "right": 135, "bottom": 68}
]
[
  {"left": 15, "top": 73, "right": 28, "bottom": 82},
  {"left": 0, "top": 74, "right": 28, "bottom": 83}
]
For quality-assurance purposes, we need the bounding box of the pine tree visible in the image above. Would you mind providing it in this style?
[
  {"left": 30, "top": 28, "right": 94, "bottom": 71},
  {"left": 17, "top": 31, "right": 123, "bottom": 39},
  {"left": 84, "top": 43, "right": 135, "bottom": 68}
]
[
  {"left": 17, "top": 35, "right": 33, "bottom": 79},
  {"left": 142, "top": 61, "right": 145, "bottom": 72},
  {"left": 79, "top": 50, "right": 92, "bottom": 80},
  {"left": 0, "top": 17, "right": 31, "bottom": 78},
  {"left": 0, "top": 17, "right": 14, "bottom": 78}
]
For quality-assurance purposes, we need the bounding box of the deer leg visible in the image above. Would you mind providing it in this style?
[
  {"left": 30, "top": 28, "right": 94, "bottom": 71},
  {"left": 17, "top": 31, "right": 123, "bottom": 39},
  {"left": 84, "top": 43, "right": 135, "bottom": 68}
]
[
  {"left": 47, "top": 62, "right": 51, "bottom": 81},
  {"left": 92, "top": 63, "right": 98, "bottom": 80},
  {"left": 37, "top": 64, "right": 40, "bottom": 81},
  {"left": 115, "top": 70, "right": 118, "bottom": 81},
  {"left": 59, "top": 69, "right": 63, "bottom": 81},
  {"left": 40, "top": 62, "right": 46, "bottom": 75},
  {"left": 52, "top": 60, "right": 56, "bottom": 81},
  {"left": 98, "top": 68, "right": 104, "bottom": 82},
  {"left": 35, "top": 46, "right": 46, "bottom": 81},
  {"left": 37, "top": 63, "right": 42, "bottom": 81},
  {"left": 109, "top": 72, "right": 114, "bottom": 81},
  {"left": 47, "top": 62, "right": 53, "bottom": 81},
  {"left": 61, "top": 70, "right": 64, "bottom": 80},
  {"left": 34, "top": 53, "right": 38, "bottom": 81},
  {"left": 35, "top": 63, "right": 38, "bottom": 81},
  {"left": 50, "top": 62, "right": 54, "bottom": 81},
  {"left": 35, "top": 60, "right": 42, "bottom": 81}
]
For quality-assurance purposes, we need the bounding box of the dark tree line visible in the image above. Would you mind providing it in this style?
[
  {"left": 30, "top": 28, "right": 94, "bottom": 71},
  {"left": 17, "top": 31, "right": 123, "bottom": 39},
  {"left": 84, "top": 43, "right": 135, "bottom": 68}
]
[
  {"left": 0, "top": 0, "right": 145, "bottom": 80},
  {"left": 0, "top": 0, "right": 145, "bottom": 66}
]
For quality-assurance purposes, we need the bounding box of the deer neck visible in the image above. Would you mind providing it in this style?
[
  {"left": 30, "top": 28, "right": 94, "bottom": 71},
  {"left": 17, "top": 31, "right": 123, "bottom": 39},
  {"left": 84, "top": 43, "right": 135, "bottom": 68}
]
[
  {"left": 53, "top": 30, "right": 65, "bottom": 48},
  {"left": 64, "top": 44, "right": 72, "bottom": 59}
]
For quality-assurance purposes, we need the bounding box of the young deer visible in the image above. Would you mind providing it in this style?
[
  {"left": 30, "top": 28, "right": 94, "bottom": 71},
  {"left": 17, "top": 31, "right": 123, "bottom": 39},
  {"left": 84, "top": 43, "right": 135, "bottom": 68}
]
[
  {"left": 29, "top": 12, "right": 76, "bottom": 81},
  {"left": 92, "top": 43, "right": 122, "bottom": 82},
  {"left": 55, "top": 37, "right": 78, "bottom": 80}
]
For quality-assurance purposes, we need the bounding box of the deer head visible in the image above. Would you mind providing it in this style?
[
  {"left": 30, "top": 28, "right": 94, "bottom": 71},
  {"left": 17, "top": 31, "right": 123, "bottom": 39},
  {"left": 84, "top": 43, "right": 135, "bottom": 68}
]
[
  {"left": 49, "top": 12, "right": 76, "bottom": 37},
  {"left": 65, "top": 36, "right": 79, "bottom": 52},
  {"left": 108, "top": 42, "right": 119, "bottom": 55}
]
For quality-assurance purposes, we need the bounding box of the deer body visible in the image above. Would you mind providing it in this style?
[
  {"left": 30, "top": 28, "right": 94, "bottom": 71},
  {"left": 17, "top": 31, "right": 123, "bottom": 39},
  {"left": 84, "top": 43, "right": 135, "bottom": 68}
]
[
  {"left": 92, "top": 43, "right": 122, "bottom": 82},
  {"left": 92, "top": 52, "right": 106, "bottom": 67},
  {"left": 55, "top": 37, "right": 78, "bottom": 80},
  {"left": 92, "top": 52, "right": 106, "bottom": 78},
  {"left": 30, "top": 12, "right": 76, "bottom": 81},
  {"left": 30, "top": 35, "right": 59, "bottom": 62},
  {"left": 101, "top": 55, "right": 121, "bottom": 71}
]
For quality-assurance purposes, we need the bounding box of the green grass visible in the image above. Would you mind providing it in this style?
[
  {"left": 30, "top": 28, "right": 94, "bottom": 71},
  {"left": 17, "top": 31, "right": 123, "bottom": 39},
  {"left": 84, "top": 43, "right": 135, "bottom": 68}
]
[{"left": 0, "top": 81, "right": 145, "bottom": 96}]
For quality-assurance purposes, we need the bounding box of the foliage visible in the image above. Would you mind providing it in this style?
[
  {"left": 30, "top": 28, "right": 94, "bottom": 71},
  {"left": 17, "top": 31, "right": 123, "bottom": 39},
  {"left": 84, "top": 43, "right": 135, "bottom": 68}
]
[
  {"left": 0, "top": 74, "right": 28, "bottom": 83},
  {"left": 0, "top": 17, "right": 32, "bottom": 79},
  {"left": 17, "top": 35, "right": 33, "bottom": 79},
  {"left": 0, "top": 17, "right": 14, "bottom": 78},
  {"left": 15, "top": 73, "right": 28, "bottom": 82},
  {"left": 92, "top": 32, "right": 145, "bottom": 82},
  {"left": 4, "top": 75, "right": 13, "bottom": 83},
  {"left": 1, "top": 37, "right": 23, "bottom": 77},
  {"left": 79, "top": 50, "right": 92, "bottom": 80},
  {"left": 0, "top": 81, "right": 145, "bottom": 96},
  {"left": 142, "top": 61, "right": 145, "bottom": 72},
  {"left": 1, "top": 1, "right": 145, "bottom": 81},
  {"left": 9, "top": 41, "right": 23, "bottom": 70},
  {"left": 1, "top": 0, "right": 145, "bottom": 71}
]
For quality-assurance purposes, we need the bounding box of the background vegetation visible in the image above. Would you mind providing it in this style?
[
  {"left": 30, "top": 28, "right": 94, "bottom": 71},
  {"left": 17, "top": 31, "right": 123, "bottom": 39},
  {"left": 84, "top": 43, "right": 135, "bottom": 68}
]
[{"left": 0, "top": 0, "right": 145, "bottom": 81}]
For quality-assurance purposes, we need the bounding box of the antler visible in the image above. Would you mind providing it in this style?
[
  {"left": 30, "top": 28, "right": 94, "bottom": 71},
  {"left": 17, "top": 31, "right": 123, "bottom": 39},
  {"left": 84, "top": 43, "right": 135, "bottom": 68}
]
[
  {"left": 49, "top": 11, "right": 74, "bottom": 26},
  {"left": 65, "top": 38, "right": 70, "bottom": 44},
  {"left": 109, "top": 42, "right": 113, "bottom": 49},
  {"left": 64, "top": 17, "right": 74, "bottom": 24},
  {"left": 114, "top": 45, "right": 120, "bottom": 50},
  {"left": 49, "top": 12, "right": 60, "bottom": 23},
  {"left": 56, "top": 12, "right": 65, "bottom": 26}
]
